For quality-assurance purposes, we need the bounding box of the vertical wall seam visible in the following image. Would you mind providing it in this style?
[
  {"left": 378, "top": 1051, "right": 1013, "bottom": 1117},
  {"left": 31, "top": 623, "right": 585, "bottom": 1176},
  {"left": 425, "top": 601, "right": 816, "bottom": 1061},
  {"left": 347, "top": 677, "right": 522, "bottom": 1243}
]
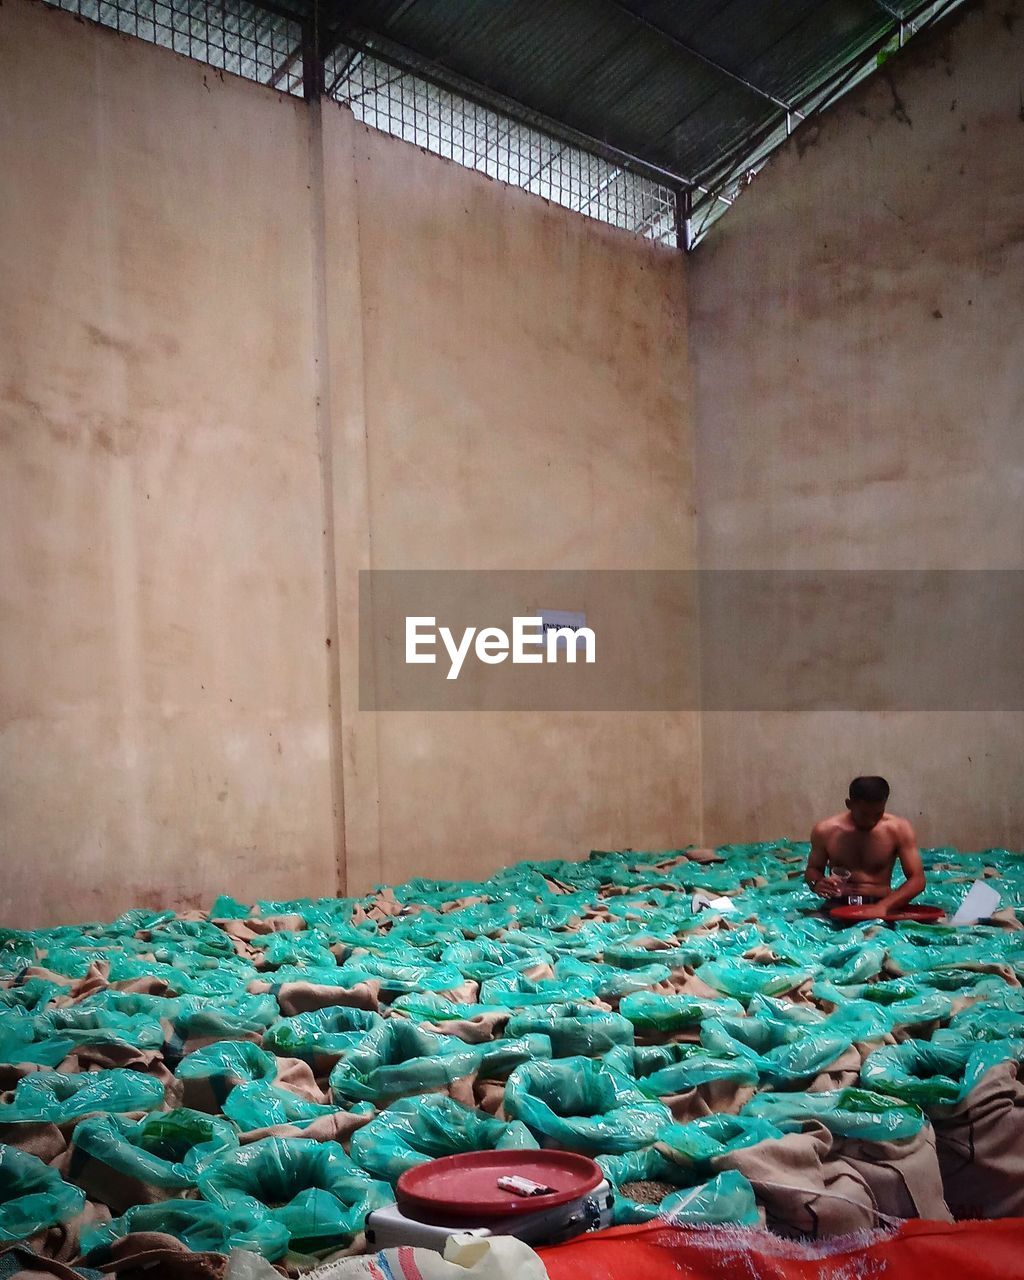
[
  {"left": 349, "top": 126, "right": 385, "bottom": 889},
  {"left": 308, "top": 97, "right": 348, "bottom": 897}
]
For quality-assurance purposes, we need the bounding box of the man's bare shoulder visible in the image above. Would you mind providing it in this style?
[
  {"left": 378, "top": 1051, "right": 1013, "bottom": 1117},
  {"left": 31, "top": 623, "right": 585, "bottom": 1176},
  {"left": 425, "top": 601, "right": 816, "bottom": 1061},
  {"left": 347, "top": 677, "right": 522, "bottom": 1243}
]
[
  {"left": 881, "top": 812, "right": 917, "bottom": 841},
  {"left": 812, "top": 813, "right": 850, "bottom": 839}
]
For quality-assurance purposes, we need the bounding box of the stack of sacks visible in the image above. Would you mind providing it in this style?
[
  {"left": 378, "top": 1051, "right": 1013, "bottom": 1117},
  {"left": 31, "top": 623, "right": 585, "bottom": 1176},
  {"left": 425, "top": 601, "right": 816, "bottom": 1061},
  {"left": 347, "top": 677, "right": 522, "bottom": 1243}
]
[{"left": 0, "top": 841, "right": 1020, "bottom": 1275}]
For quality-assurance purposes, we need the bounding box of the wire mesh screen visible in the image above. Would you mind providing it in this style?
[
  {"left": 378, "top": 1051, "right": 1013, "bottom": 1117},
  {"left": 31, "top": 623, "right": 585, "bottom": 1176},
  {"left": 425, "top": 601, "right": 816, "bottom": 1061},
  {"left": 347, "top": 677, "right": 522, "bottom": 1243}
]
[
  {"left": 45, "top": 0, "right": 305, "bottom": 96},
  {"left": 327, "top": 48, "right": 678, "bottom": 248}
]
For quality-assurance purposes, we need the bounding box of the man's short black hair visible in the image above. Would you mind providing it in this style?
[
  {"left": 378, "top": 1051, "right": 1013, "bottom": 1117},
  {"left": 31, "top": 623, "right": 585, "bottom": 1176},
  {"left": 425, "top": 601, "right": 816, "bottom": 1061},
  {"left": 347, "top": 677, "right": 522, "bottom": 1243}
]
[{"left": 848, "top": 775, "right": 890, "bottom": 804}]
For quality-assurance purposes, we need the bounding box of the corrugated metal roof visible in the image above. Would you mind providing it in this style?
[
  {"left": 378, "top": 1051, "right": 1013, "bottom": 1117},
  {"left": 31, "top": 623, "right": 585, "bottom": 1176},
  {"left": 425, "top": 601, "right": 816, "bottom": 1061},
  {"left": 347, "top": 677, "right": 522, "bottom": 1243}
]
[
  {"left": 46, "top": 0, "right": 971, "bottom": 244},
  {"left": 319, "top": 0, "right": 969, "bottom": 241}
]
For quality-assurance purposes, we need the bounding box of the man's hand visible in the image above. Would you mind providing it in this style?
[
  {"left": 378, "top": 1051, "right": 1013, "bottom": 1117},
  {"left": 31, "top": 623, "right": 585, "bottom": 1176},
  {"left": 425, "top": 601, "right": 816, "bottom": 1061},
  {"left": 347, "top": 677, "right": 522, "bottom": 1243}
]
[{"left": 811, "top": 877, "right": 842, "bottom": 899}]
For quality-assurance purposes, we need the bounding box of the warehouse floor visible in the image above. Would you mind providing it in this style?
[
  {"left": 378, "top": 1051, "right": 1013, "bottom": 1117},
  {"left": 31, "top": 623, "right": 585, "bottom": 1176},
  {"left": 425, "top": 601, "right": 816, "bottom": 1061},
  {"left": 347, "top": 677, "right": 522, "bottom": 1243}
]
[{"left": 2, "top": 842, "right": 1023, "bottom": 1276}]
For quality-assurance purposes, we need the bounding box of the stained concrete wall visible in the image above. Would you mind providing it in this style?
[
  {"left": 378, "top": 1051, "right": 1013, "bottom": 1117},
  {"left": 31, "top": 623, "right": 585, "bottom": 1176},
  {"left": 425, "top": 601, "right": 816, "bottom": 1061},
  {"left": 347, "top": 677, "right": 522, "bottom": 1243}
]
[
  {"left": 0, "top": 0, "right": 337, "bottom": 924},
  {"left": 330, "top": 121, "right": 698, "bottom": 892},
  {"left": 0, "top": 0, "right": 699, "bottom": 923},
  {"left": 689, "top": 0, "right": 1024, "bottom": 849}
]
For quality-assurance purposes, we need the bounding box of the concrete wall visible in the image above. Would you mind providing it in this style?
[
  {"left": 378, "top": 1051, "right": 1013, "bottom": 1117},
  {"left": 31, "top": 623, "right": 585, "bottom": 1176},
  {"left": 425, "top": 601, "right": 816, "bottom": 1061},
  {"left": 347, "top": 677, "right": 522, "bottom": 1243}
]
[
  {"left": 0, "top": 0, "right": 338, "bottom": 925},
  {"left": 331, "top": 122, "right": 698, "bottom": 892},
  {"left": 0, "top": 0, "right": 699, "bottom": 923},
  {"left": 689, "top": 0, "right": 1024, "bottom": 850}
]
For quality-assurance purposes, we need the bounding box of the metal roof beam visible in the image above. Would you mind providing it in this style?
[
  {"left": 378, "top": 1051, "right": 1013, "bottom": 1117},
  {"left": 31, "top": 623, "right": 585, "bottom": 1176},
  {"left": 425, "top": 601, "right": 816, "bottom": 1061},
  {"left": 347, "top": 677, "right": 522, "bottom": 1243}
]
[{"left": 607, "top": 0, "right": 804, "bottom": 121}]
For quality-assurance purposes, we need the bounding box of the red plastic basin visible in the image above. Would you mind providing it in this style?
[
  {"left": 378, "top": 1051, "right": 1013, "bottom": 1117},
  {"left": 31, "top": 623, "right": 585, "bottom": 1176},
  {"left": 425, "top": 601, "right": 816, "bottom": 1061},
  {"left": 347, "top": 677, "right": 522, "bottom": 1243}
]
[
  {"left": 830, "top": 903, "right": 945, "bottom": 924},
  {"left": 396, "top": 1150, "right": 603, "bottom": 1226}
]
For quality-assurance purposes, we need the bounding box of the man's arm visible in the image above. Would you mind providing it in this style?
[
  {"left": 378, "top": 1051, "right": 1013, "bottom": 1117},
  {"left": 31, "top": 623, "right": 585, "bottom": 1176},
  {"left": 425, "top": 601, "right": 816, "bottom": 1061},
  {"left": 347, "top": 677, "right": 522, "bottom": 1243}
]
[
  {"left": 876, "top": 822, "right": 926, "bottom": 913},
  {"left": 804, "top": 824, "right": 840, "bottom": 897}
]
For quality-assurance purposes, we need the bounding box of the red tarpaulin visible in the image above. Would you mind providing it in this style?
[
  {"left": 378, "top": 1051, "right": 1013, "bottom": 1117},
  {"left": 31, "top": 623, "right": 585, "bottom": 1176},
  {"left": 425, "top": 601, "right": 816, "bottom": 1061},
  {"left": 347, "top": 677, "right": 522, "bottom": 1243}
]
[{"left": 541, "top": 1219, "right": 1024, "bottom": 1280}]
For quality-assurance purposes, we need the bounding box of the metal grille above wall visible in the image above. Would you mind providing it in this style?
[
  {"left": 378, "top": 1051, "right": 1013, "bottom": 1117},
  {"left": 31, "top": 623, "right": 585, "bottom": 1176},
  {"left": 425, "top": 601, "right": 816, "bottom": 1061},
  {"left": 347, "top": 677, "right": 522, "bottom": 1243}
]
[{"left": 41, "top": 0, "right": 971, "bottom": 247}]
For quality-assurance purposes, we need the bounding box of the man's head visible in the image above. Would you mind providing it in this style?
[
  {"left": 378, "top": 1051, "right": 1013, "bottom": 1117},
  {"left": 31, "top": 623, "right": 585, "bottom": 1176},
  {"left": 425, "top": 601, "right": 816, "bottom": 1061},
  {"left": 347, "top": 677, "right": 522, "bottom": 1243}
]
[{"left": 846, "top": 776, "right": 890, "bottom": 830}]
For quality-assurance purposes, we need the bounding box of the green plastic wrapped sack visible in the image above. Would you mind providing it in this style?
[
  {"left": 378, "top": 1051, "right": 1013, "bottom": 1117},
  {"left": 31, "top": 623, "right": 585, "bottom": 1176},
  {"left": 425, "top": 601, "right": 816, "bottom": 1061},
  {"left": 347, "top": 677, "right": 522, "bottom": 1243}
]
[
  {"left": 262, "top": 1006, "right": 382, "bottom": 1065},
  {"left": 602, "top": 939, "right": 705, "bottom": 971},
  {"left": 619, "top": 991, "right": 743, "bottom": 1036},
  {"left": 659, "top": 1172, "right": 760, "bottom": 1227},
  {"left": 506, "top": 1004, "right": 633, "bottom": 1057},
  {"left": 598, "top": 1147, "right": 758, "bottom": 1226},
  {"left": 32, "top": 1006, "right": 165, "bottom": 1050},
  {"left": 222, "top": 1082, "right": 352, "bottom": 1133},
  {"left": 631, "top": 1044, "right": 759, "bottom": 1097},
  {"left": 817, "top": 940, "right": 888, "bottom": 987},
  {"left": 388, "top": 994, "right": 512, "bottom": 1027},
  {"left": 480, "top": 971, "right": 599, "bottom": 1007},
  {"left": 174, "top": 1041, "right": 279, "bottom": 1111},
  {"left": 251, "top": 930, "right": 336, "bottom": 971},
  {"left": 167, "top": 994, "right": 279, "bottom": 1048},
  {"left": 439, "top": 940, "right": 551, "bottom": 982},
  {"left": 0, "top": 1146, "right": 86, "bottom": 1242},
  {"left": 655, "top": 1114, "right": 785, "bottom": 1173},
  {"left": 697, "top": 960, "right": 815, "bottom": 1002},
  {"left": 0, "top": 1021, "right": 75, "bottom": 1069},
  {"left": 350, "top": 1094, "right": 539, "bottom": 1184},
  {"left": 69, "top": 1108, "right": 238, "bottom": 1198},
  {"left": 860, "top": 1038, "right": 1024, "bottom": 1108},
  {"left": 0, "top": 979, "right": 61, "bottom": 1013},
  {"left": 742, "top": 1088, "right": 926, "bottom": 1141},
  {"left": 700, "top": 1009, "right": 862, "bottom": 1089},
  {"left": 941, "top": 990, "right": 1024, "bottom": 1043},
  {"left": 329, "top": 1020, "right": 484, "bottom": 1106},
  {"left": 198, "top": 1136, "right": 392, "bottom": 1253},
  {"left": 503, "top": 1057, "right": 671, "bottom": 1155},
  {"left": 337, "top": 956, "right": 467, "bottom": 1000},
  {"left": 80, "top": 1196, "right": 289, "bottom": 1261},
  {"left": 0, "top": 1070, "right": 166, "bottom": 1125}
]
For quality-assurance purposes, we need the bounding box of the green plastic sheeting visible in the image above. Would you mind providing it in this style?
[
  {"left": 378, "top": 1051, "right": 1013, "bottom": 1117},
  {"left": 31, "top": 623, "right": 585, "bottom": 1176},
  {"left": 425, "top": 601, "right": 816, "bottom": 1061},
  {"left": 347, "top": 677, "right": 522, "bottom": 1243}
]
[
  {"left": 329, "top": 1021, "right": 507, "bottom": 1107},
  {"left": 504, "top": 1057, "right": 671, "bottom": 1155},
  {"left": 598, "top": 1146, "right": 759, "bottom": 1226},
  {"left": 860, "top": 1037, "right": 1024, "bottom": 1107},
  {"left": 80, "top": 1198, "right": 290, "bottom": 1262},
  {"left": 0, "top": 1147, "right": 85, "bottom": 1243},
  {"left": 619, "top": 992, "right": 744, "bottom": 1035},
  {"left": 0, "top": 1071, "right": 165, "bottom": 1126},
  {"left": 69, "top": 1109, "right": 238, "bottom": 1193},
  {"left": 263, "top": 1007, "right": 383, "bottom": 1063},
  {"left": 350, "top": 1095, "right": 539, "bottom": 1184},
  {"left": 174, "top": 1042, "right": 279, "bottom": 1110},
  {"left": 743, "top": 1088, "right": 926, "bottom": 1141},
  {"left": 506, "top": 1004, "right": 633, "bottom": 1057},
  {"left": 656, "top": 1115, "right": 785, "bottom": 1173},
  {"left": 221, "top": 1083, "right": 346, "bottom": 1133},
  {"left": 198, "top": 1137, "right": 392, "bottom": 1253},
  {"left": 605, "top": 1042, "right": 759, "bottom": 1097}
]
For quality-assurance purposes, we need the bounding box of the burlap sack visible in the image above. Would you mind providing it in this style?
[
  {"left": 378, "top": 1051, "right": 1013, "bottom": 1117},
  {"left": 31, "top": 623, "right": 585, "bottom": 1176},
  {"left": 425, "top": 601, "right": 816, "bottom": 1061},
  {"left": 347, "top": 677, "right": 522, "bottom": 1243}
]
[
  {"left": 95, "top": 1232, "right": 229, "bottom": 1279},
  {"left": 25, "top": 1201, "right": 111, "bottom": 1263},
  {"left": 417, "top": 1011, "right": 511, "bottom": 1044},
  {"left": 0, "top": 1247, "right": 95, "bottom": 1279},
  {"left": 57, "top": 1044, "right": 182, "bottom": 1109},
  {"left": 248, "top": 979, "right": 381, "bottom": 1017},
  {"left": 658, "top": 1079, "right": 757, "bottom": 1123},
  {"left": 711, "top": 1121, "right": 878, "bottom": 1237},
  {"left": 178, "top": 1053, "right": 323, "bottom": 1115},
  {"left": 236, "top": 1109, "right": 374, "bottom": 1149},
  {"left": 929, "top": 1058, "right": 1024, "bottom": 1219},
  {"left": 835, "top": 1123, "right": 951, "bottom": 1222},
  {"left": 0, "top": 1122, "right": 67, "bottom": 1163}
]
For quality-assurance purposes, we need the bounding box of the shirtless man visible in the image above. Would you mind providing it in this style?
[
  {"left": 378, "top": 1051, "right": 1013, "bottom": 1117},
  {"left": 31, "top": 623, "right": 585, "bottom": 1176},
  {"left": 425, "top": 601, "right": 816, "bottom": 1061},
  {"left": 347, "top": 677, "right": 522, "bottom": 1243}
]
[{"left": 804, "top": 776, "right": 925, "bottom": 918}]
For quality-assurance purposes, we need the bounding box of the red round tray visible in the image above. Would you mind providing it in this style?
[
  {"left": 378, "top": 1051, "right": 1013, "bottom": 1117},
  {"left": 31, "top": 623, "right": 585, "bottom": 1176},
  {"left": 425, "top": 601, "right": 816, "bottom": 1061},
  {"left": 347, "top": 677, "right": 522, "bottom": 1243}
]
[
  {"left": 830, "top": 903, "right": 945, "bottom": 924},
  {"left": 396, "top": 1150, "right": 603, "bottom": 1225}
]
